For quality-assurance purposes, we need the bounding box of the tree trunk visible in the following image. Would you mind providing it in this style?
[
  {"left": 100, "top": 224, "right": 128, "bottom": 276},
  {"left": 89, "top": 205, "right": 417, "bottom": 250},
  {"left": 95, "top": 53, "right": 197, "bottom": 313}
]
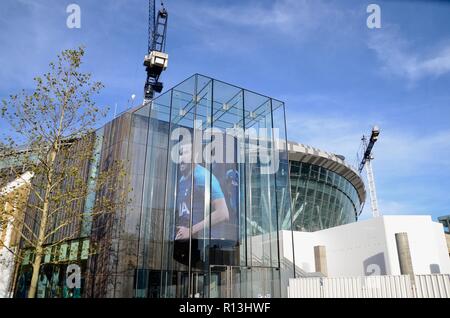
[
  {"left": 27, "top": 246, "right": 43, "bottom": 298},
  {"left": 27, "top": 148, "right": 57, "bottom": 298}
]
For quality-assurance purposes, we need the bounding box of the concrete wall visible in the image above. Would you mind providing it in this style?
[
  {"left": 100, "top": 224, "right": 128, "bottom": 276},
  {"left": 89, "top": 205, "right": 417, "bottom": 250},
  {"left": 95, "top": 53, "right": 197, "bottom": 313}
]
[
  {"left": 0, "top": 172, "right": 33, "bottom": 298},
  {"left": 0, "top": 225, "right": 15, "bottom": 298},
  {"left": 380, "top": 216, "right": 449, "bottom": 275},
  {"left": 445, "top": 234, "right": 450, "bottom": 256},
  {"left": 281, "top": 215, "right": 450, "bottom": 278}
]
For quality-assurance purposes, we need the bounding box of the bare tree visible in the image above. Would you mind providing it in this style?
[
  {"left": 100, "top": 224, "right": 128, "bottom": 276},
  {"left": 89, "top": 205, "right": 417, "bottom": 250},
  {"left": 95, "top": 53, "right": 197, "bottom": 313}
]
[{"left": 0, "top": 47, "right": 127, "bottom": 298}]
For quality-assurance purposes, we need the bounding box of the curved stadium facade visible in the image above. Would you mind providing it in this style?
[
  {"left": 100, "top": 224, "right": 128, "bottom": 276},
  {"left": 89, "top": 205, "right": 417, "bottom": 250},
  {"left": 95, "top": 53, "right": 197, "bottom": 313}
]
[{"left": 288, "top": 142, "right": 365, "bottom": 232}]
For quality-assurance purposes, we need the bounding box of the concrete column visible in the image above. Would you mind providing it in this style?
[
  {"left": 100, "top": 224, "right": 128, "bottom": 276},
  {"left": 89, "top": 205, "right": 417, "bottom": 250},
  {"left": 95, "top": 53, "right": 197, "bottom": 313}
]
[
  {"left": 314, "top": 245, "right": 328, "bottom": 276},
  {"left": 395, "top": 232, "right": 414, "bottom": 277}
]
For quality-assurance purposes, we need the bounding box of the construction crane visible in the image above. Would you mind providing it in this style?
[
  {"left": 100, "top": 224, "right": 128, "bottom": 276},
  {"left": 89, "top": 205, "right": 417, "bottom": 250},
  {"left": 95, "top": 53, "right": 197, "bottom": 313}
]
[
  {"left": 143, "top": 0, "right": 169, "bottom": 103},
  {"left": 358, "top": 126, "right": 380, "bottom": 218}
]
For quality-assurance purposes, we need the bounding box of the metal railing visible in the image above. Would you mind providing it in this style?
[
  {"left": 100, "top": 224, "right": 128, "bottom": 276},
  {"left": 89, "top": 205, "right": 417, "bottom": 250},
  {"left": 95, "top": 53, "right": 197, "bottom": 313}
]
[{"left": 288, "top": 274, "right": 450, "bottom": 298}]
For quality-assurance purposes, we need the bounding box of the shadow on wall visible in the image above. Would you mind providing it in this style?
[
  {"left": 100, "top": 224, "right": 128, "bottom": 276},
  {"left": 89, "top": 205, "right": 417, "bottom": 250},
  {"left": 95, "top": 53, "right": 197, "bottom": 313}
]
[
  {"left": 363, "top": 253, "right": 387, "bottom": 276},
  {"left": 430, "top": 264, "right": 441, "bottom": 274}
]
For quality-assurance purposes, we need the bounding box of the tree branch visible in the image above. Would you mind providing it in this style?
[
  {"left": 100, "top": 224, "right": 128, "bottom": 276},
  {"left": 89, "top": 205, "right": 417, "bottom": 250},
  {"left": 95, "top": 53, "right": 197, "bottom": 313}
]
[
  {"left": 43, "top": 219, "right": 72, "bottom": 242},
  {"left": 0, "top": 239, "right": 23, "bottom": 262}
]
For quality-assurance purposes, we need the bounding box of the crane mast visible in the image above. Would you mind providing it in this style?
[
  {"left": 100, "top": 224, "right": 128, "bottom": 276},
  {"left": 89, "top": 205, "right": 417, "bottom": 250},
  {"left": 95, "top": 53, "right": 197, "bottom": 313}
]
[
  {"left": 364, "top": 159, "right": 379, "bottom": 217},
  {"left": 143, "top": 0, "right": 168, "bottom": 104},
  {"left": 358, "top": 126, "right": 380, "bottom": 218}
]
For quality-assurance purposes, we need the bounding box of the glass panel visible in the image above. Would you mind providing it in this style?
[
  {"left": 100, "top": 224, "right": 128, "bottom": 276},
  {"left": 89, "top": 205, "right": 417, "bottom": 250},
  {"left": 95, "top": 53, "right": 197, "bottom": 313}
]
[
  {"left": 209, "top": 79, "right": 242, "bottom": 272},
  {"left": 189, "top": 78, "right": 212, "bottom": 298},
  {"left": 80, "top": 240, "right": 90, "bottom": 260},
  {"left": 69, "top": 241, "right": 79, "bottom": 261},
  {"left": 91, "top": 74, "right": 292, "bottom": 298},
  {"left": 161, "top": 75, "right": 197, "bottom": 298},
  {"left": 288, "top": 161, "right": 362, "bottom": 231},
  {"left": 59, "top": 243, "right": 68, "bottom": 262},
  {"left": 41, "top": 247, "right": 50, "bottom": 264},
  {"left": 134, "top": 88, "right": 172, "bottom": 297}
]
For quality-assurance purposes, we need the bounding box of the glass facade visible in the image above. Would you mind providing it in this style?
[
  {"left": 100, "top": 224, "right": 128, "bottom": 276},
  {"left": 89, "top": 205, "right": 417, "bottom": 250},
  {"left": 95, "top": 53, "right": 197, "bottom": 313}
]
[
  {"left": 7, "top": 74, "right": 370, "bottom": 298},
  {"left": 11, "top": 134, "right": 101, "bottom": 298},
  {"left": 15, "top": 239, "right": 90, "bottom": 298},
  {"left": 9, "top": 74, "right": 365, "bottom": 298},
  {"left": 86, "top": 74, "right": 293, "bottom": 298},
  {"left": 289, "top": 160, "right": 361, "bottom": 232}
]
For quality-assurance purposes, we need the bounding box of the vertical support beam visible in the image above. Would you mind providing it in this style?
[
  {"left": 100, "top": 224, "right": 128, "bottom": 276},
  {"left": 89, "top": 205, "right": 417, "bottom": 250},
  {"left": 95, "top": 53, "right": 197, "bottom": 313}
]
[
  {"left": 187, "top": 75, "right": 199, "bottom": 298},
  {"left": 314, "top": 245, "right": 328, "bottom": 277},
  {"left": 269, "top": 98, "right": 281, "bottom": 271},
  {"left": 395, "top": 232, "right": 414, "bottom": 278},
  {"left": 241, "top": 89, "right": 248, "bottom": 269},
  {"left": 159, "top": 88, "right": 174, "bottom": 297}
]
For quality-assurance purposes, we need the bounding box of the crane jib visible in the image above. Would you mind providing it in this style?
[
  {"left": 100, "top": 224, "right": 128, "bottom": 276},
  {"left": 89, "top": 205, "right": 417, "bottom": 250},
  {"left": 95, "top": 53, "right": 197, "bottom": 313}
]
[{"left": 144, "top": 0, "right": 169, "bottom": 101}]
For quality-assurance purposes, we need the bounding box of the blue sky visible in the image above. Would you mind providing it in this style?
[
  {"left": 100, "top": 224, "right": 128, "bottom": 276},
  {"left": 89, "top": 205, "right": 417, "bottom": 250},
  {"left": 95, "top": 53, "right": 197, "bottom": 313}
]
[{"left": 1, "top": 0, "right": 449, "bottom": 221}]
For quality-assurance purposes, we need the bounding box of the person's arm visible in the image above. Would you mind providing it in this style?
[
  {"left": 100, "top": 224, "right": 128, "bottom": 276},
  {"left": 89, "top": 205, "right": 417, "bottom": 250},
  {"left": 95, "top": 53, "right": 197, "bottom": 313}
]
[
  {"left": 176, "top": 167, "right": 229, "bottom": 239},
  {"left": 191, "top": 197, "right": 229, "bottom": 235}
]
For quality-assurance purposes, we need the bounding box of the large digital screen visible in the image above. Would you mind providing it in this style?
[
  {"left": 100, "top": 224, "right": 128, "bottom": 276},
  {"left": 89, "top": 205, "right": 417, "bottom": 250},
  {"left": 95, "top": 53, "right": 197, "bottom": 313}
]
[{"left": 172, "top": 130, "right": 241, "bottom": 268}]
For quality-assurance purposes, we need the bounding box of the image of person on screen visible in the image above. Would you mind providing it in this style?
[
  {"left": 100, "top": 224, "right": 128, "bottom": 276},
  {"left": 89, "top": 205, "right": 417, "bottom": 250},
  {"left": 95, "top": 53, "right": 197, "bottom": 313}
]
[
  {"left": 175, "top": 142, "right": 229, "bottom": 241},
  {"left": 225, "top": 168, "right": 239, "bottom": 216}
]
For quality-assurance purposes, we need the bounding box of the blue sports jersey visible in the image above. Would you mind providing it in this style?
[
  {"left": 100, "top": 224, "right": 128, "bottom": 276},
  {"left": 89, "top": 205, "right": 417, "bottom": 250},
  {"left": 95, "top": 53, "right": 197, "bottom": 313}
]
[
  {"left": 225, "top": 169, "right": 239, "bottom": 213},
  {"left": 176, "top": 164, "right": 224, "bottom": 239}
]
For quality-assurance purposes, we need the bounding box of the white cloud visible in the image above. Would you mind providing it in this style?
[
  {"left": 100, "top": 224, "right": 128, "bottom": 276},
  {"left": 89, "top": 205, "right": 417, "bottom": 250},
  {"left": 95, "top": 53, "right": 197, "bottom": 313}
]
[
  {"left": 0, "top": 1, "right": 71, "bottom": 89},
  {"left": 196, "top": 0, "right": 326, "bottom": 32},
  {"left": 285, "top": 107, "right": 450, "bottom": 218},
  {"left": 376, "top": 129, "right": 450, "bottom": 174},
  {"left": 173, "top": 0, "right": 355, "bottom": 53},
  {"left": 368, "top": 26, "right": 450, "bottom": 82},
  {"left": 287, "top": 110, "right": 450, "bottom": 173},
  {"left": 285, "top": 109, "right": 367, "bottom": 167}
]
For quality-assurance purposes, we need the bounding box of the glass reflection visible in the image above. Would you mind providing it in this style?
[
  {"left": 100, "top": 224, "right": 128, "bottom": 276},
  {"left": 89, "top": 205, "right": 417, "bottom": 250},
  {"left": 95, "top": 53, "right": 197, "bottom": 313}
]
[
  {"left": 132, "top": 75, "right": 290, "bottom": 298},
  {"left": 289, "top": 161, "right": 361, "bottom": 231}
]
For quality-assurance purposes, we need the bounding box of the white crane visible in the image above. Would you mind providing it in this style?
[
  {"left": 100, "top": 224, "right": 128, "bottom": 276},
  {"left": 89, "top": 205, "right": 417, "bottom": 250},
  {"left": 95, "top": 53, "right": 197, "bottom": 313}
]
[{"left": 358, "top": 126, "right": 380, "bottom": 218}]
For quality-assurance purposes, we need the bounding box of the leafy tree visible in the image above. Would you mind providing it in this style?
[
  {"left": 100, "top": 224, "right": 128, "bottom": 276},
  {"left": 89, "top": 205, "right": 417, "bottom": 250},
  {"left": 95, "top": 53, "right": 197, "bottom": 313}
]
[{"left": 0, "top": 47, "right": 127, "bottom": 298}]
